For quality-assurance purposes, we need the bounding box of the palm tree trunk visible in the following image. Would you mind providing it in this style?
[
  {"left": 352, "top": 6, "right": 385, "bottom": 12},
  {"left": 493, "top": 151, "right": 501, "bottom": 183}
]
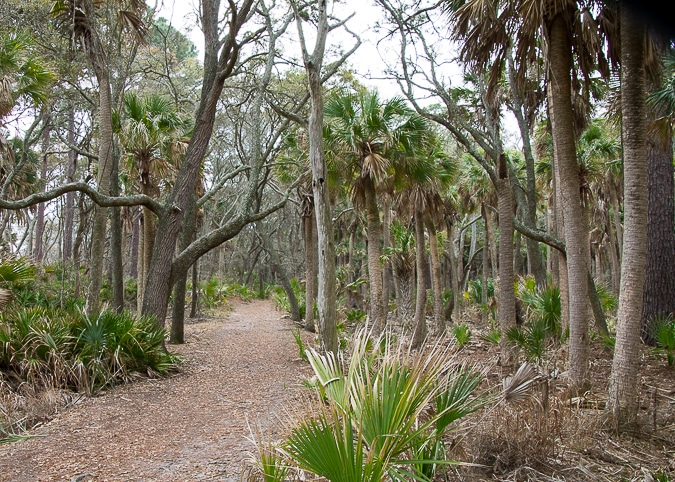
[
  {"left": 86, "top": 70, "right": 114, "bottom": 315},
  {"left": 426, "top": 218, "right": 444, "bottom": 334},
  {"left": 607, "top": 7, "right": 647, "bottom": 427},
  {"left": 411, "top": 208, "right": 427, "bottom": 348},
  {"left": 497, "top": 155, "right": 516, "bottom": 366},
  {"left": 363, "top": 175, "right": 386, "bottom": 333},
  {"left": 548, "top": 12, "right": 590, "bottom": 387},
  {"left": 382, "top": 196, "right": 392, "bottom": 314}
]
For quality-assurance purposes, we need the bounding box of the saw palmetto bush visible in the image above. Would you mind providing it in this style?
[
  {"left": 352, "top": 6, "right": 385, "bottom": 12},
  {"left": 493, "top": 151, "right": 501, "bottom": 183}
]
[
  {"left": 0, "top": 306, "right": 178, "bottom": 394},
  {"left": 247, "top": 330, "right": 495, "bottom": 482}
]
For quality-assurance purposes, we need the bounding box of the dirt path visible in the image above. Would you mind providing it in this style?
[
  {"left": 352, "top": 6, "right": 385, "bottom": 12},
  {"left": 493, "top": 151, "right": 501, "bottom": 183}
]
[{"left": 0, "top": 300, "right": 313, "bottom": 481}]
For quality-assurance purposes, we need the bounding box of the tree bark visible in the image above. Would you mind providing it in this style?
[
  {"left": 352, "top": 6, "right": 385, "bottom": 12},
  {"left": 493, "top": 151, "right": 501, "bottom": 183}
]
[
  {"left": 110, "top": 144, "right": 124, "bottom": 312},
  {"left": 426, "top": 217, "right": 444, "bottom": 334},
  {"left": 63, "top": 108, "right": 77, "bottom": 261},
  {"left": 411, "top": 208, "right": 427, "bottom": 348},
  {"left": 34, "top": 116, "right": 50, "bottom": 264},
  {"left": 641, "top": 116, "right": 675, "bottom": 342},
  {"left": 607, "top": 7, "right": 648, "bottom": 427},
  {"left": 363, "top": 175, "right": 385, "bottom": 333},
  {"left": 296, "top": 0, "right": 337, "bottom": 352},
  {"left": 497, "top": 155, "right": 516, "bottom": 366},
  {"left": 302, "top": 205, "right": 317, "bottom": 331},
  {"left": 86, "top": 70, "right": 114, "bottom": 315},
  {"left": 548, "top": 12, "right": 590, "bottom": 387}
]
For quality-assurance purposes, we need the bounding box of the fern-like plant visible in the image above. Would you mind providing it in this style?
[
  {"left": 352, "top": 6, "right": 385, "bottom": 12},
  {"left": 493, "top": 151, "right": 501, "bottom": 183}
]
[
  {"left": 452, "top": 324, "right": 472, "bottom": 348},
  {"left": 652, "top": 314, "right": 675, "bottom": 367}
]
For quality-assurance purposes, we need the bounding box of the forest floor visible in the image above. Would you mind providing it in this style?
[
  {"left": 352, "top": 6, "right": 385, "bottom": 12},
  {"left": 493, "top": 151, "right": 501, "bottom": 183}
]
[
  {"left": 0, "top": 300, "right": 314, "bottom": 481},
  {"left": 1, "top": 300, "right": 674, "bottom": 481}
]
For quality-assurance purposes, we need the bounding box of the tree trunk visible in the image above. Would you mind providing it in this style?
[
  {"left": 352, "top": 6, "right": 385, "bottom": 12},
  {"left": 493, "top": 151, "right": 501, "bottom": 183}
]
[
  {"left": 34, "top": 116, "right": 50, "bottom": 264},
  {"left": 411, "top": 208, "right": 427, "bottom": 349},
  {"left": 85, "top": 70, "right": 114, "bottom": 315},
  {"left": 171, "top": 196, "right": 197, "bottom": 344},
  {"left": 548, "top": 12, "right": 590, "bottom": 387},
  {"left": 303, "top": 207, "right": 317, "bottom": 331},
  {"left": 382, "top": 196, "right": 392, "bottom": 314},
  {"left": 363, "top": 175, "right": 385, "bottom": 333},
  {"left": 63, "top": 108, "right": 77, "bottom": 261},
  {"left": 393, "top": 254, "right": 415, "bottom": 327},
  {"left": 446, "top": 222, "right": 461, "bottom": 322},
  {"left": 607, "top": 7, "right": 648, "bottom": 427},
  {"left": 190, "top": 260, "right": 199, "bottom": 318},
  {"left": 426, "top": 217, "right": 444, "bottom": 334},
  {"left": 481, "top": 205, "right": 490, "bottom": 326},
  {"left": 299, "top": 0, "right": 338, "bottom": 352},
  {"left": 110, "top": 144, "right": 124, "bottom": 312},
  {"left": 507, "top": 54, "right": 547, "bottom": 288},
  {"left": 265, "top": 231, "right": 301, "bottom": 322},
  {"left": 497, "top": 155, "right": 516, "bottom": 366},
  {"left": 641, "top": 116, "right": 675, "bottom": 342}
]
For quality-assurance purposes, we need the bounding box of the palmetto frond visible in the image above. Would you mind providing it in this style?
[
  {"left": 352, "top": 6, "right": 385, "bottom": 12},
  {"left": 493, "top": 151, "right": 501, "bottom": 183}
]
[{"left": 0, "top": 32, "right": 54, "bottom": 121}]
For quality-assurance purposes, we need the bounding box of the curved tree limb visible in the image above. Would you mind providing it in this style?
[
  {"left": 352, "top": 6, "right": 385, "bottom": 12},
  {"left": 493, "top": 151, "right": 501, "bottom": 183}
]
[{"left": 0, "top": 182, "right": 164, "bottom": 215}]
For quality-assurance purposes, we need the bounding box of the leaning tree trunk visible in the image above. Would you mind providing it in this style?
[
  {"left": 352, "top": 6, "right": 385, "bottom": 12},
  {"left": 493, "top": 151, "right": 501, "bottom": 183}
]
[
  {"left": 85, "top": 70, "right": 114, "bottom": 315},
  {"left": 363, "top": 175, "right": 386, "bottom": 333},
  {"left": 641, "top": 115, "right": 675, "bottom": 342},
  {"left": 496, "top": 155, "right": 516, "bottom": 366},
  {"left": 411, "top": 208, "right": 428, "bottom": 349},
  {"left": 548, "top": 12, "right": 590, "bottom": 388},
  {"left": 607, "top": 8, "right": 648, "bottom": 427}
]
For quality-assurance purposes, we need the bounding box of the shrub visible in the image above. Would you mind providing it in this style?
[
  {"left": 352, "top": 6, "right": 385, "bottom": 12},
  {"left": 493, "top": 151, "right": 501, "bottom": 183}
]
[
  {"left": 452, "top": 323, "right": 472, "bottom": 348},
  {"left": 652, "top": 314, "right": 675, "bottom": 367},
  {"left": 248, "top": 331, "right": 493, "bottom": 482}
]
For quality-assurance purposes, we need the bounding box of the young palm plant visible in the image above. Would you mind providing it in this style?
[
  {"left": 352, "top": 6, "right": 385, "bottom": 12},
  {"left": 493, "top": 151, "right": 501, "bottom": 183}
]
[{"left": 261, "top": 330, "right": 490, "bottom": 482}]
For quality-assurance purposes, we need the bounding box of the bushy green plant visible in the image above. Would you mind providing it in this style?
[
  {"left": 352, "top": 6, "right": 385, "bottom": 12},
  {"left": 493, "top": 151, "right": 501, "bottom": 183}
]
[
  {"left": 652, "top": 314, "right": 675, "bottom": 367},
  {"left": 479, "top": 328, "right": 501, "bottom": 345},
  {"left": 291, "top": 328, "right": 308, "bottom": 362},
  {"left": 517, "top": 277, "right": 561, "bottom": 337},
  {"left": 506, "top": 318, "right": 550, "bottom": 363},
  {"left": 452, "top": 324, "right": 472, "bottom": 348},
  {"left": 345, "top": 308, "right": 366, "bottom": 323},
  {"left": 0, "top": 306, "right": 178, "bottom": 394},
  {"left": 250, "top": 331, "right": 489, "bottom": 482}
]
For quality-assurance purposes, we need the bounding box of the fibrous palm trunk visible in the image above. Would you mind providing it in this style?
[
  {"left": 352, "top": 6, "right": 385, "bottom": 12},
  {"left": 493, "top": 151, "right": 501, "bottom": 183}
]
[
  {"left": 363, "top": 175, "right": 385, "bottom": 333},
  {"left": 411, "top": 208, "right": 427, "bottom": 349},
  {"left": 548, "top": 12, "right": 590, "bottom": 387},
  {"left": 607, "top": 8, "right": 648, "bottom": 426},
  {"left": 426, "top": 218, "right": 444, "bottom": 334},
  {"left": 86, "top": 70, "right": 114, "bottom": 315},
  {"left": 497, "top": 156, "right": 516, "bottom": 365}
]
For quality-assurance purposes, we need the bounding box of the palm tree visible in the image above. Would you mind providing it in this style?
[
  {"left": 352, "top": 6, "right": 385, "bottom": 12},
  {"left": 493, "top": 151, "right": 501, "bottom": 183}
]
[
  {"left": 51, "top": 0, "right": 148, "bottom": 314},
  {"left": 118, "top": 92, "right": 190, "bottom": 310},
  {"left": 451, "top": 0, "right": 616, "bottom": 386},
  {"left": 325, "top": 89, "right": 430, "bottom": 334},
  {"left": 606, "top": 5, "right": 648, "bottom": 427}
]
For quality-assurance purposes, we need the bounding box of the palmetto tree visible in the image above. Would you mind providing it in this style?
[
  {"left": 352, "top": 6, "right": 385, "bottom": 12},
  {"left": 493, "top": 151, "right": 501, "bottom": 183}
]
[
  {"left": 0, "top": 32, "right": 53, "bottom": 124},
  {"left": 451, "top": 0, "right": 616, "bottom": 385},
  {"left": 118, "top": 92, "right": 191, "bottom": 309},
  {"left": 51, "top": 0, "right": 148, "bottom": 314},
  {"left": 325, "top": 89, "right": 430, "bottom": 334}
]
